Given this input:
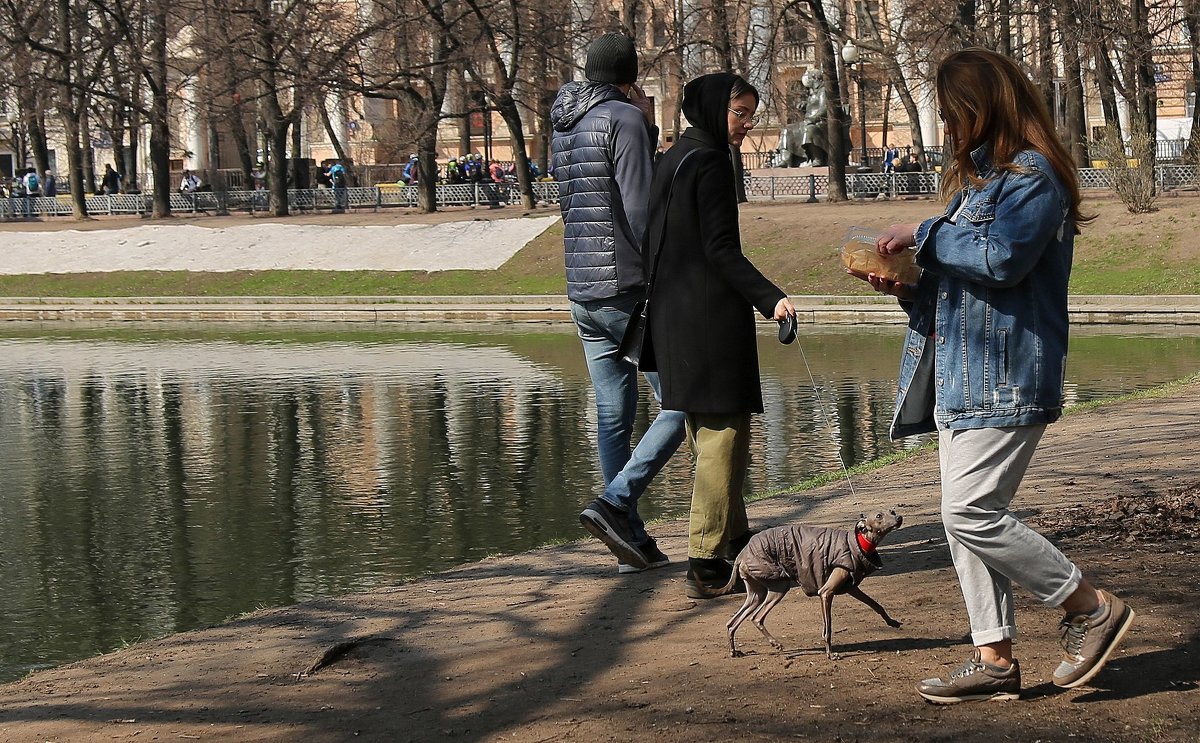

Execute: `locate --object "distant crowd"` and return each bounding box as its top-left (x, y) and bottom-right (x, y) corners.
top-left (398, 153), bottom-right (550, 187)
top-left (1, 168), bottom-right (58, 199)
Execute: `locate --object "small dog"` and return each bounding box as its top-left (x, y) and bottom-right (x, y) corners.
top-left (700, 511), bottom-right (903, 659)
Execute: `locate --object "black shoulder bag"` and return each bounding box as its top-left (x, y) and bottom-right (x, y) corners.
top-left (617, 149), bottom-right (699, 370)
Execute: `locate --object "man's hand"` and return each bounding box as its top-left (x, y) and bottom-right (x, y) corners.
top-left (773, 296), bottom-right (796, 321)
top-left (628, 83), bottom-right (654, 124)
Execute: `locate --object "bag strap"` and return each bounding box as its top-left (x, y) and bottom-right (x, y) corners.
top-left (644, 148), bottom-right (700, 299)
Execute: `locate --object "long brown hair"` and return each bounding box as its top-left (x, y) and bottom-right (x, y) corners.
top-left (936, 48), bottom-right (1091, 228)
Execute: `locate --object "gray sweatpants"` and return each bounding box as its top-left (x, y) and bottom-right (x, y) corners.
top-left (939, 425), bottom-right (1082, 646)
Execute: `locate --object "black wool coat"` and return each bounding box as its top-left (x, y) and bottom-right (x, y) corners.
top-left (645, 128), bottom-right (786, 414)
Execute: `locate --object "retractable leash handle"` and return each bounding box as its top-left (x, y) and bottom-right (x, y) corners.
top-left (777, 312), bottom-right (858, 498)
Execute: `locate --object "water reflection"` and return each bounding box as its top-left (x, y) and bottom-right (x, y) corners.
top-left (0, 325), bottom-right (1197, 681)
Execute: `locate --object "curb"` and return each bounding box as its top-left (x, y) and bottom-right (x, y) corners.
top-left (1, 295), bottom-right (1199, 324)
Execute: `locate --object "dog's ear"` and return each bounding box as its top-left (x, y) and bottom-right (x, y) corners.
top-left (855, 515), bottom-right (866, 532)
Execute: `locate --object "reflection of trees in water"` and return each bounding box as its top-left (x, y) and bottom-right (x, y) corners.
top-left (3, 329), bottom-right (1199, 682)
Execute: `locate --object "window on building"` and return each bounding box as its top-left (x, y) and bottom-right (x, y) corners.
top-left (1188, 87), bottom-right (1196, 118)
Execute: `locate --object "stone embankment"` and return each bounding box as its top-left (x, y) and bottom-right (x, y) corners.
top-left (1, 293), bottom-right (1199, 324)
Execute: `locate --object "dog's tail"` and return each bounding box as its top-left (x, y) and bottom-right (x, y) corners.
top-left (689, 559), bottom-right (743, 598)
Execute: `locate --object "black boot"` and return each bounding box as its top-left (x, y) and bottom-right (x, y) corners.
top-left (685, 557), bottom-right (745, 599)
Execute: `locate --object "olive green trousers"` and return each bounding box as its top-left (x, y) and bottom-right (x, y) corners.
top-left (684, 412), bottom-right (751, 559)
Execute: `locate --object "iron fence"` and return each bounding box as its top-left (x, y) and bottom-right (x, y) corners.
top-left (6, 164), bottom-right (1200, 220)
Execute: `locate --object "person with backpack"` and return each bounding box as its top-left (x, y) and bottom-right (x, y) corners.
top-left (23, 169), bottom-right (40, 197)
top-left (402, 154), bottom-right (419, 185)
top-left (328, 161), bottom-right (348, 212)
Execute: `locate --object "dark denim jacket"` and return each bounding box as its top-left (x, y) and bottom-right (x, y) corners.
top-left (890, 144), bottom-right (1073, 438)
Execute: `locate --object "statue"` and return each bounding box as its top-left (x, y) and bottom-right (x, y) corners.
top-left (798, 70), bottom-right (831, 166)
top-left (772, 69), bottom-right (834, 168)
top-left (774, 124), bottom-right (805, 167)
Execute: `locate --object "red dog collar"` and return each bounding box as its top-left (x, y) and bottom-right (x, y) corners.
top-left (856, 530), bottom-right (877, 553)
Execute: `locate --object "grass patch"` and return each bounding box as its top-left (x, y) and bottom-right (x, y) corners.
top-left (3, 197), bottom-right (1200, 296)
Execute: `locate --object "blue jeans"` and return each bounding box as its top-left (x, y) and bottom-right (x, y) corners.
top-left (571, 294), bottom-right (686, 544)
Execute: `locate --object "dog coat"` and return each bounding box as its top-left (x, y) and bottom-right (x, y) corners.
top-left (737, 525), bottom-right (883, 596)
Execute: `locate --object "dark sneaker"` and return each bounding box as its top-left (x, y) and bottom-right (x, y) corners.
top-left (1052, 590), bottom-right (1135, 688)
top-left (916, 651), bottom-right (1021, 703)
top-left (618, 537), bottom-right (669, 574)
top-left (580, 499), bottom-right (649, 570)
top-left (685, 557), bottom-right (745, 599)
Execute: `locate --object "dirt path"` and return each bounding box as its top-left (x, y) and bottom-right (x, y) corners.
top-left (1, 385), bottom-right (1198, 743)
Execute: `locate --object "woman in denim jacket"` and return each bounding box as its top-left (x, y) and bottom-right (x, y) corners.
top-left (850, 48), bottom-right (1134, 704)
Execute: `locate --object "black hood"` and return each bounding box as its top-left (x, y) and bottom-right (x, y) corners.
top-left (551, 81), bottom-right (628, 132)
top-left (681, 73), bottom-right (740, 144)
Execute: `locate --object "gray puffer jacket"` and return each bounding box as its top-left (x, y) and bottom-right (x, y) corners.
top-left (737, 525), bottom-right (883, 596)
top-left (551, 81), bottom-right (655, 302)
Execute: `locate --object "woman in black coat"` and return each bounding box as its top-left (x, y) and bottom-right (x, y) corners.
top-left (645, 72), bottom-right (796, 598)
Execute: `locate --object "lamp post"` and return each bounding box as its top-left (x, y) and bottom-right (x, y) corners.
top-left (840, 40), bottom-right (869, 167)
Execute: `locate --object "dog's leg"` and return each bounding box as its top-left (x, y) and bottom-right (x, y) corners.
top-left (845, 586), bottom-right (902, 628)
top-left (816, 567), bottom-right (853, 660)
top-left (749, 582), bottom-right (790, 651)
top-left (727, 572), bottom-right (766, 658)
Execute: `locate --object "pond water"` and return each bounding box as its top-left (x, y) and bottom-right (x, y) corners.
top-left (0, 323), bottom-right (1197, 682)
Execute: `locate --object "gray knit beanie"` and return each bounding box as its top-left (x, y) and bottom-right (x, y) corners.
top-left (585, 33), bottom-right (638, 85)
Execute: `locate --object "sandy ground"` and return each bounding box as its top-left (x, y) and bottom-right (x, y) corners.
top-left (0, 384), bottom-right (1197, 743)
top-left (0, 215), bottom-right (560, 273)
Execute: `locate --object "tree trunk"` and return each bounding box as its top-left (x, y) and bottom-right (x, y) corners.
top-left (1058, 0), bottom-right (1088, 167)
top-left (125, 112), bottom-right (141, 191)
top-left (1132, 0), bottom-right (1157, 169)
top-left (809, 0), bottom-right (847, 201)
top-left (148, 5), bottom-right (171, 217)
top-left (496, 96), bottom-right (535, 209)
top-left (291, 122), bottom-right (304, 188)
top-left (268, 120), bottom-right (290, 216)
top-left (418, 134), bottom-right (438, 213)
top-left (57, 0), bottom-right (88, 217)
top-left (230, 109), bottom-right (255, 187)
top-left (996, 0), bottom-right (1011, 57)
top-left (319, 102), bottom-right (352, 164)
top-left (81, 107), bottom-right (97, 195)
top-left (28, 114), bottom-right (50, 177)
top-left (1185, 0), bottom-right (1200, 163)
top-left (1095, 50), bottom-right (1122, 141)
top-left (1037, 3), bottom-right (1054, 115)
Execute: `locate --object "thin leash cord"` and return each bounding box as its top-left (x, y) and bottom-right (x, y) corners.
top-left (792, 331), bottom-right (858, 498)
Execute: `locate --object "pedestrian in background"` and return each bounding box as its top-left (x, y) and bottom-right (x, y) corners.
top-left (551, 32), bottom-right (686, 573)
top-left (850, 47), bottom-right (1135, 704)
top-left (101, 164), bottom-right (122, 195)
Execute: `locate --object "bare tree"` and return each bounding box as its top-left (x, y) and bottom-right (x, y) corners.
top-left (1185, 0), bottom-right (1200, 163)
top-left (347, 0), bottom-right (454, 212)
top-left (209, 0), bottom-right (367, 216)
top-left (0, 0), bottom-right (102, 217)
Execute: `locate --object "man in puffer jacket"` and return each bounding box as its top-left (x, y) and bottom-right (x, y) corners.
top-left (552, 33), bottom-right (685, 575)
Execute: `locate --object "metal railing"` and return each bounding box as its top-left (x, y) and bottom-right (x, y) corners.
top-left (5, 164), bottom-right (1200, 220)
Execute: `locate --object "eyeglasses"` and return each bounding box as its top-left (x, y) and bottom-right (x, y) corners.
top-left (728, 108), bottom-right (760, 126)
